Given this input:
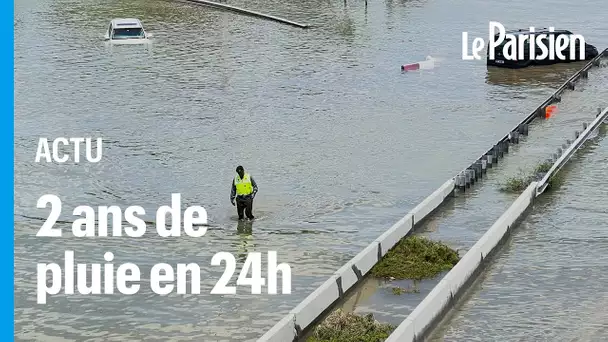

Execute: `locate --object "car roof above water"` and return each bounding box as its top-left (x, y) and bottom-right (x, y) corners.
top-left (110, 18), bottom-right (143, 29)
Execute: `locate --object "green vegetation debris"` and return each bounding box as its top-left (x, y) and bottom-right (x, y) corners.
top-left (306, 309), bottom-right (395, 342)
top-left (534, 161), bottom-right (553, 173)
top-left (500, 171), bottom-right (531, 193)
top-left (500, 160), bottom-right (562, 193)
top-left (391, 286), bottom-right (419, 295)
top-left (370, 236), bottom-right (459, 280)
top-left (546, 173), bottom-right (564, 189)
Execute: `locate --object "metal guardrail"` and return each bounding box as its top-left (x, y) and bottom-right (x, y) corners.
top-left (454, 48), bottom-right (608, 190)
top-left (180, 0), bottom-right (310, 28)
top-left (536, 106), bottom-right (608, 195)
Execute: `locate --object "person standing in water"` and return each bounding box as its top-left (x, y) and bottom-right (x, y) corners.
top-left (230, 165), bottom-right (258, 220)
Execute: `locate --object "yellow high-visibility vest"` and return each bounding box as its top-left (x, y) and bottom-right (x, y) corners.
top-left (235, 173), bottom-right (253, 195)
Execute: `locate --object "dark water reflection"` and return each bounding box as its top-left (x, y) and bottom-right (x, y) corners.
top-left (485, 61), bottom-right (589, 87)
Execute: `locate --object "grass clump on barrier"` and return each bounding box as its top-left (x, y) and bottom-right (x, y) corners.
top-left (306, 309), bottom-right (395, 342)
top-left (370, 236), bottom-right (459, 280)
top-left (500, 161), bottom-right (562, 193)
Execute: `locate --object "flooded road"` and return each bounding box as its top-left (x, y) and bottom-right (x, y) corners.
top-left (335, 64), bottom-right (608, 330)
top-left (14, 0), bottom-right (608, 340)
top-left (430, 122), bottom-right (608, 342)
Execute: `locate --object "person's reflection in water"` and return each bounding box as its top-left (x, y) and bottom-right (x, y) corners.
top-left (236, 220), bottom-right (253, 263)
top-left (237, 219), bottom-right (253, 235)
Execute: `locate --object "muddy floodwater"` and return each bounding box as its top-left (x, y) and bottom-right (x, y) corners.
top-left (14, 0), bottom-right (608, 340)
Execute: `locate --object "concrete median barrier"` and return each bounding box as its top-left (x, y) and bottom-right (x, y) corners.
top-left (407, 279), bottom-right (452, 338)
top-left (257, 314), bottom-right (296, 342)
top-left (411, 179), bottom-right (455, 225)
top-left (385, 182), bottom-right (537, 342)
top-left (290, 275), bottom-right (341, 334)
top-left (374, 214), bottom-right (413, 257)
top-left (443, 245), bottom-right (481, 296)
top-left (257, 179), bottom-right (453, 341)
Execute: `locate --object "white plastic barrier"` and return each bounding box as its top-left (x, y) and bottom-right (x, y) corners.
top-left (257, 180), bottom-right (455, 341)
top-left (385, 182), bottom-right (537, 342)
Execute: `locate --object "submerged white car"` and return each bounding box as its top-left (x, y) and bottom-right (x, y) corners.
top-left (104, 18), bottom-right (152, 44)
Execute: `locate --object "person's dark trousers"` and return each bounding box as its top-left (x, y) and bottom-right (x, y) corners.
top-left (236, 196), bottom-right (254, 220)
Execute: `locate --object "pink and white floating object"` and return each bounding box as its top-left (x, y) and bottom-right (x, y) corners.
top-left (401, 56), bottom-right (436, 72)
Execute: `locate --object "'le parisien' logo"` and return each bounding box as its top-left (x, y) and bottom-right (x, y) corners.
top-left (462, 21), bottom-right (586, 61)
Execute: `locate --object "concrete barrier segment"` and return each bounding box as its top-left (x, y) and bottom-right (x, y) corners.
top-left (384, 318), bottom-right (415, 342)
top-left (333, 262), bottom-right (359, 296)
top-left (443, 245), bottom-right (481, 296)
top-left (374, 214), bottom-right (414, 256)
top-left (256, 313), bottom-right (297, 342)
top-left (349, 242), bottom-right (381, 280)
top-left (289, 275), bottom-right (341, 334)
top-left (182, 0), bottom-right (310, 28)
top-left (384, 182), bottom-right (538, 342)
top-left (407, 279), bottom-right (452, 337)
top-left (411, 179), bottom-right (455, 225)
